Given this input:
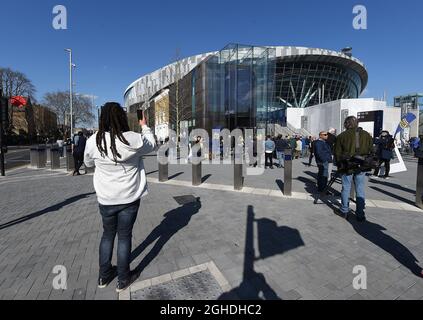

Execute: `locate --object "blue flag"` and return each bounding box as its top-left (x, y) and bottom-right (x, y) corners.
top-left (395, 113), bottom-right (417, 137)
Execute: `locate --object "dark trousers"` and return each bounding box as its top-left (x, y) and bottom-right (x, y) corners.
top-left (374, 159), bottom-right (391, 177)
top-left (73, 152), bottom-right (84, 173)
top-left (98, 199), bottom-right (140, 281)
top-left (308, 153), bottom-right (314, 166)
top-left (265, 152), bottom-right (273, 168)
top-left (317, 162), bottom-right (329, 192)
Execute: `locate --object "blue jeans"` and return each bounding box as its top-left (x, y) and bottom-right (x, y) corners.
top-left (341, 172), bottom-right (366, 218)
top-left (99, 199), bottom-right (140, 281)
top-left (276, 151), bottom-right (284, 167)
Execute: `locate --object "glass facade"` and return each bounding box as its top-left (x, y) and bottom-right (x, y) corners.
top-left (126, 43), bottom-right (367, 137)
top-left (202, 44), bottom-right (279, 134)
top-left (274, 60), bottom-right (362, 109)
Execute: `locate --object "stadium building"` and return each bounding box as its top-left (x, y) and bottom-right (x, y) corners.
top-left (124, 43), bottom-right (369, 140)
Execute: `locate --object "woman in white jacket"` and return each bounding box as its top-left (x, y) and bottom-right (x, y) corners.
top-left (84, 102), bottom-right (156, 292)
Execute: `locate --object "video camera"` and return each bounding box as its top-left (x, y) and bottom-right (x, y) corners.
top-left (336, 153), bottom-right (379, 174)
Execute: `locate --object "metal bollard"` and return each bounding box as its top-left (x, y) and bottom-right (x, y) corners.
top-left (50, 145), bottom-right (61, 169)
top-left (46, 144), bottom-right (52, 164)
top-left (192, 145), bottom-right (203, 186)
top-left (283, 149), bottom-right (292, 196)
top-left (158, 148), bottom-right (168, 182)
top-left (234, 152), bottom-right (243, 190)
top-left (416, 158), bottom-right (423, 209)
top-left (30, 145), bottom-right (47, 168)
top-left (192, 162), bottom-right (202, 186)
top-left (66, 145), bottom-right (75, 172)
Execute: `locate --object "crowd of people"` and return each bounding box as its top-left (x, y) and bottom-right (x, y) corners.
top-left (41, 102), bottom-right (423, 292)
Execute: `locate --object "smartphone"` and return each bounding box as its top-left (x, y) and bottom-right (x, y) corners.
top-left (137, 109), bottom-right (144, 121)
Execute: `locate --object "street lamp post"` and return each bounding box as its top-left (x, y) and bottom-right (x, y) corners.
top-left (65, 49), bottom-right (74, 140)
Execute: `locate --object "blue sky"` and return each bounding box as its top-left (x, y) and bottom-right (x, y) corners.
top-left (0, 0), bottom-right (421, 107)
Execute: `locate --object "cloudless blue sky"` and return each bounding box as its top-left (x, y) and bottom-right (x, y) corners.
top-left (0, 0), bottom-right (422, 108)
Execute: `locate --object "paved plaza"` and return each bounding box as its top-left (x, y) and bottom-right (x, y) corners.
top-left (0, 153), bottom-right (423, 300)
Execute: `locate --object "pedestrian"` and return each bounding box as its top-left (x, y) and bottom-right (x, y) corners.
top-left (314, 131), bottom-right (332, 195)
top-left (56, 137), bottom-right (64, 157)
top-left (83, 102), bottom-right (156, 292)
top-left (72, 131), bottom-right (86, 176)
top-left (275, 134), bottom-right (289, 168)
top-left (289, 135), bottom-right (296, 152)
top-left (301, 136), bottom-right (308, 158)
top-left (334, 116), bottom-right (373, 221)
top-left (308, 137), bottom-right (316, 166)
top-left (295, 137), bottom-right (302, 159)
top-left (327, 128), bottom-right (337, 178)
top-left (265, 135), bottom-right (275, 169)
top-left (373, 131), bottom-right (395, 179)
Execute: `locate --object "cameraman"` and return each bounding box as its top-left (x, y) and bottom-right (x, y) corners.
top-left (373, 131), bottom-right (395, 179)
top-left (334, 116), bottom-right (373, 222)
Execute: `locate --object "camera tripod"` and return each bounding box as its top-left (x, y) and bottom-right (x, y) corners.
top-left (313, 170), bottom-right (342, 204)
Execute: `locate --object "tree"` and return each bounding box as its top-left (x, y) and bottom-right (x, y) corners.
top-left (43, 91), bottom-right (95, 137)
top-left (0, 67), bottom-right (36, 133)
top-left (168, 49), bottom-right (193, 140)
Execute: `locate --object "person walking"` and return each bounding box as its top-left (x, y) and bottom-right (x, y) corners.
top-left (301, 136), bottom-right (308, 158)
top-left (334, 116), bottom-right (373, 222)
top-left (314, 132), bottom-right (332, 195)
top-left (326, 128), bottom-right (337, 178)
top-left (295, 137), bottom-right (302, 159)
top-left (56, 138), bottom-right (64, 157)
top-left (308, 137), bottom-right (316, 166)
top-left (373, 131), bottom-right (395, 179)
top-left (84, 102), bottom-right (156, 292)
top-left (265, 135), bottom-right (275, 169)
top-left (72, 131), bottom-right (87, 176)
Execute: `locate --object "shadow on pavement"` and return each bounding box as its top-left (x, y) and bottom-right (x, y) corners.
top-left (369, 186), bottom-right (415, 206)
top-left (218, 205), bottom-right (305, 300)
top-left (368, 178), bottom-right (415, 194)
top-left (275, 179), bottom-right (284, 193)
top-left (0, 192), bottom-right (96, 231)
top-left (348, 218), bottom-right (423, 278)
top-left (320, 197), bottom-right (423, 278)
top-left (297, 176), bottom-right (318, 196)
top-left (131, 198), bottom-right (202, 276)
top-left (168, 172), bottom-right (184, 180)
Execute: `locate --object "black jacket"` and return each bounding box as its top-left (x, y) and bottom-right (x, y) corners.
top-left (73, 136), bottom-right (87, 155)
top-left (326, 133), bottom-right (336, 153)
top-left (275, 139), bottom-right (290, 152)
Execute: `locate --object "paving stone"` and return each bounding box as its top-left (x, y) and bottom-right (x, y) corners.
top-left (1, 162), bottom-right (423, 300)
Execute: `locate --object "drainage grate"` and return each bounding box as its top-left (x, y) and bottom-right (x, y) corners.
top-left (173, 195), bottom-right (198, 205)
top-left (131, 270), bottom-right (224, 300)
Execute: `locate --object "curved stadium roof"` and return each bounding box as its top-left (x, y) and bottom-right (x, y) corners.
top-left (124, 46), bottom-right (368, 109)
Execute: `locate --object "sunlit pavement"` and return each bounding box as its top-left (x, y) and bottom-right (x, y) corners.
top-left (0, 156), bottom-right (422, 300)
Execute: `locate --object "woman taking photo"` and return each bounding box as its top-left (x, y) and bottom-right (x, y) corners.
top-left (84, 102), bottom-right (156, 292)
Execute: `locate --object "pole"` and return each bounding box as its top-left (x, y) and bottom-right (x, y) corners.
top-left (69, 49), bottom-right (73, 140)
top-left (417, 158), bottom-right (423, 209)
top-left (0, 89), bottom-right (6, 176)
top-left (283, 148), bottom-right (293, 196)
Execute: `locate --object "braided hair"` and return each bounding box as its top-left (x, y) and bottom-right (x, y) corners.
top-left (96, 102), bottom-right (130, 163)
